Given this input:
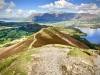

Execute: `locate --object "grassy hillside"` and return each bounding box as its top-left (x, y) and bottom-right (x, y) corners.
top-left (0, 26), bottom-right (100, 75)
top-left (31, 27), bottom-right (89, 49)
top-left (0, 48), bottom-right (37, 75)
top-left (0, 34), bottom-right (34, 60)
top-left (53, 26), bottom-right (97, 50)
top-left (0, 27), bottom-right (91, 60)
top-left (0, 23), bottom-right (48, 46)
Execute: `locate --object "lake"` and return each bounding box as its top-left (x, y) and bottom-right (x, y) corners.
top-left (75, 27), bottom-right (100, 44)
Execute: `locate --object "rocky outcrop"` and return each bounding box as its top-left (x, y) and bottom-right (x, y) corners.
top-left (28, 45), bottom-right (100, 75)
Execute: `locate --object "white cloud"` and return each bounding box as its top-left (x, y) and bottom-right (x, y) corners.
top-left (0, 0), bottom-right (6, 10)
top-left (77, 3), bottom-right (100, 14)
top-left (5, 8), bottom-right (13, 14)
top-left (76, 3), bottom-right (98, 10)
top-left (17, 9), bottom-right (37, 16)
top-left (39, 0), bottom-right (75, 9)
top-left (8, 1), bottom-right (16, 8)
top-left (39, 0), bottom-right (100, 14)
top-left (28, 10), bottom-right (37, 15)
top-left (17, 9), bottom-right (24, 15)
top-left (5, 1), bottom-right (15, 14)
top-left (13, 9), bottom-right (38, 18)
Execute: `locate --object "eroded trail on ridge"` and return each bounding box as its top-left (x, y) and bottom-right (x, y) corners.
top-left (28, 45), bottom-right (100, 75)
top-left (28, 45), bottom-right (70, 75)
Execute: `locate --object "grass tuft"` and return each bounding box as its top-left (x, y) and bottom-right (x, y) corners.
top-left (67, 49), bottom-right (94, 63)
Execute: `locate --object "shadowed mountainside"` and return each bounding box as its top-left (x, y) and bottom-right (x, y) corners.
top-left (18, 23), bottom-right (48, 32)
top-left (25, 12), bottom-right (98, 22)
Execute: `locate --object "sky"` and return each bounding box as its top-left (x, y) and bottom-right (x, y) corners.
top-left (0, 0), bottom-right (100, 18)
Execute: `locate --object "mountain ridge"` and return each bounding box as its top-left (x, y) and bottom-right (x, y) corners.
top-left (29, 27), bottom-right (90, 49)
top-left (0, 27), bottom-right (100, 75)
top-left (0, 27), bottom-right (90, 60)
top-left (25, 12), bottom-right (98, 22)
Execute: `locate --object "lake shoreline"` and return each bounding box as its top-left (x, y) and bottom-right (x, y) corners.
top-left (75, 27), bottom-right (100, 45)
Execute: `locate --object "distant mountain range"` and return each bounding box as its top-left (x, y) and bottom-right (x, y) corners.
top-left (0, 12), bottom-right (99, 22)
top-left (24, 12), bottom-right (99, 22)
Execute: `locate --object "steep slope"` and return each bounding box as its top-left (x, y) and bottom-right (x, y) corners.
top-left (0, 37), bottom-right (34, 60)
top-left (0, 27), bottom-right (90, 60)
top-left (0, 24), bottom-right (100, 75)
top-left (0, 44), bottom-right (100, 75)
top-left (30, 27), bottom-right (90, 49)
top-left (0, 23), bottom-right (48, 60)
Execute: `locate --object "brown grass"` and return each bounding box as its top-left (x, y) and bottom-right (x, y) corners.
top-left (32, 28), bottom-right (90, 49)
top-left (0, 39), bottom-right (33, 60)
top-left (0, 27), bottom-right (90, 60)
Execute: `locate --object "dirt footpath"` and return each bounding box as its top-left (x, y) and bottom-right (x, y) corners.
top-left (28, 45), bottom-right (100, 75)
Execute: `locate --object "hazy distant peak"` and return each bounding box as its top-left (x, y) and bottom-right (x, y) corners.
top-left (48, 11), bottom-right (66, 14)
top-left (25, 12), bottom-right (99, 22)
